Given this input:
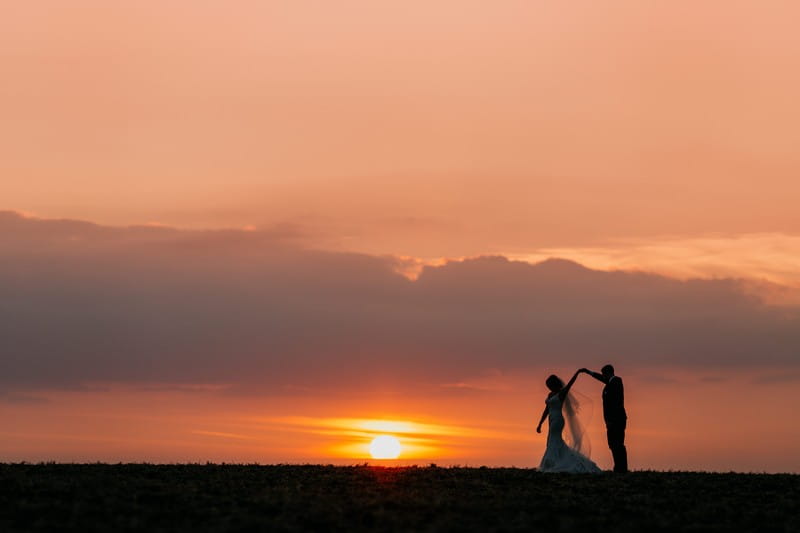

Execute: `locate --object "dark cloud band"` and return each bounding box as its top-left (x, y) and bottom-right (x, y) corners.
top-left (1, 211), bottom-right (798, 392)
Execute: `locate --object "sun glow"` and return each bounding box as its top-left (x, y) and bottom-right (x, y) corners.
top-left (369, 435), bottom-right (402, 459)
top-left (260, 416), bottom-right (516, 461)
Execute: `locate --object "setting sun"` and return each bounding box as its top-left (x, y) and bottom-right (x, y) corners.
top-left (369, 435), bottom-right (402, 459)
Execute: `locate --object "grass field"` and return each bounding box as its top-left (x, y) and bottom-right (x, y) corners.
top-left (1, 464), bottom-right (797, 532)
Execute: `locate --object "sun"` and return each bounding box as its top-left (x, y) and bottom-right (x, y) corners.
top-left (369, 435), bottom-right (402, 459)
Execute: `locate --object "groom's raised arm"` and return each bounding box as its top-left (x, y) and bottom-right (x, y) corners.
top-left (581, 368), bottom-right (608, 384)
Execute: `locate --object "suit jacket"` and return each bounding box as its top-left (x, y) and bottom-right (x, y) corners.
top-left (602, 375), bottom-right (627, 425)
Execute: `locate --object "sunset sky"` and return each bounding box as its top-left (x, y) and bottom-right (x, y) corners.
top-left (1, 2), bottom-right (799, 473)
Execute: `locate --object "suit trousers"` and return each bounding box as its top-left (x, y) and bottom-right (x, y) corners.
top-left (606, 420), bottom-right (628, 473)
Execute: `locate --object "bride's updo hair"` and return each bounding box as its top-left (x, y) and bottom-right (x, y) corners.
top-left (546, 374), bottom-right (564, 392)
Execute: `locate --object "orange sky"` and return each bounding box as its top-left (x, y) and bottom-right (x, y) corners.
top-left (1, 2), bottom-right (799, 471)
top-left (3, 370), bottom-right (798, 473)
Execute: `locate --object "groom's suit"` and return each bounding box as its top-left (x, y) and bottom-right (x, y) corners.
top-left (602, 376), bottom-right (628, 473)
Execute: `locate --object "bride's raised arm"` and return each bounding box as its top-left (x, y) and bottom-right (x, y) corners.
top-left (558, 370), bottom-right (582, 401)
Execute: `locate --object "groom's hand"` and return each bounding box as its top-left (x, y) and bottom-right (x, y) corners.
top-left (578, 368), bottom-right (588, 374)
top-left (536, 425), bottom-right (542, 433)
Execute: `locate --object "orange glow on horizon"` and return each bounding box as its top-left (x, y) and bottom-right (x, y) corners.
top-left (1, 371), bottom-right (799, 472)
top-left (260, 416), bottom-right (513, 462)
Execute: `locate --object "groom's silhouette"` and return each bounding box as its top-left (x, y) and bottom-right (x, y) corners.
top-left (581, 364), bottom-right (628, 472)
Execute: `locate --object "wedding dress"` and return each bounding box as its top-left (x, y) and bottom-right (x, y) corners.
top-left (539, 393), bottom-right (601, 473)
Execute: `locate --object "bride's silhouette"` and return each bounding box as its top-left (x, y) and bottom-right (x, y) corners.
top-left (536, 371), bottom-right (601, 473)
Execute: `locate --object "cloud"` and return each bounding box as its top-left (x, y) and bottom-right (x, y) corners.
top-left (751, 372), bottom-right (800, 384)
top-left (637, 375), bottom-right (680, 385)
top-left (508, 233), bottom-right (800, 291)
top-left (1, 211), bottom-right (798, 393)
top-left (698, 376), bottom-right (727, 383)
top-left (0, 391), bottom-right (49, 405)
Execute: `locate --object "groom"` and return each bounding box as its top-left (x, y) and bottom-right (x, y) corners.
top-left (579, 365), bottom-right (628, 473)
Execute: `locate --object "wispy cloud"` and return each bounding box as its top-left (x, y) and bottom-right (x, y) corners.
top-left (190, 430), bottom-right (256, 441)
top-left (752, 372), bottom-right (800, 384)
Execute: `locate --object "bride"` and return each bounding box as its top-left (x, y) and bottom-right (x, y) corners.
top-left (536, 371), bottom-right (601, 473)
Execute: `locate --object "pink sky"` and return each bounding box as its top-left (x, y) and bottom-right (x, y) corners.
top-left (2, 2), bottom-right (799, 252)
top-left (1, 2), bottom-right (799, 471)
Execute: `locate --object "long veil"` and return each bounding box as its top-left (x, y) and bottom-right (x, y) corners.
top-left (563, 387), bottom-right (594, 457)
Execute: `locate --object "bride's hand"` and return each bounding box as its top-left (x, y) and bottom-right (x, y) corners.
top-left (536, 425), bottom-right (542, 433)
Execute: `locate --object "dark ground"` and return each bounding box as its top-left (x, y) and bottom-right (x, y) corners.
top-left (1, 464), bottom-right (797, 532)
